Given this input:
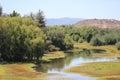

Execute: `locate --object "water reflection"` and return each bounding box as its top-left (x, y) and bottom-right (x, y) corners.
top-left (35, 49), bottom-right (119, 80)
top-left (36, 58), bottom-right (65, 72)
top-left (36, 50), bottom-right (117, 73)
top-left (90, 49), bottom-right (106, 53)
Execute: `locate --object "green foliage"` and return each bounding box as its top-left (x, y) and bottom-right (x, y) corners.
top-left (80, 27), bottom-right (97, 42)
top-left (10, 10), bottom-right (20, 17)
top-left (31, 10), bottom-right (45, 28)
top-left (90, 32), bottom-right (120, 46)
top-left (64, 26), bottom-right (82, 42)
top-left (36, 10), bottom-right (45, 27)
top-left (90, 36), bottom-right (103, 46)
top-left (0, 6), bottom-right (2, 16)
top-left (22, 17), bottom-right (37, 26)
top-left (116, 42), bottom-right (120, 50)
top-left (0, 16), bottom-right (46, 62)
top-left (64, 34), bottom-right (74, 49)
top-left (43, 26), bottom-right (65, 50)
top-left (103, 33), bottom-right (119, 45)
top-left (43, 26), bottom-right (73, 51)
top-left (78, 38), bottom-right (84, 43)
top-left (1, 8), bottom-right (120, 62)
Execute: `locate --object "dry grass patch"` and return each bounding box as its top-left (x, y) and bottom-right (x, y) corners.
top-left (42, 51), bottom-right (65, 61)
top-left (0, 63), bottom-right (46, 80)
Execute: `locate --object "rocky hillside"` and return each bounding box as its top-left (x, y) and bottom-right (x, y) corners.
top-left (75, 19), bottom-right (120, 28)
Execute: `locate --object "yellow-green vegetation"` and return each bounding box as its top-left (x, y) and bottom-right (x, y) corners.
top-left (98, 76), bottom-right (120, 80)
top-left (0, 63), bottom-right (49, 80)
top-left (74, 42), bottom-right (120, 57)
top-left (42, 51), bottom-right (65, 62)
top-left (64, 62), bottom-right (120, 80)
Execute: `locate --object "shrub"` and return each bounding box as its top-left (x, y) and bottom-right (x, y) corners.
top-left (90, 36), bottom-right (105, 46)
top-left (103, 33), bottom-right (117, 45)
top-left (116, 42), bottom-right (120, 50)
top-left (78, 38), bottom-right (84, 43)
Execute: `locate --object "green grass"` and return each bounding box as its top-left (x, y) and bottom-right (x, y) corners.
top-left (98, 76), bottom-right (120, 80)
top-left (64, 62), bottom-right (120, 80)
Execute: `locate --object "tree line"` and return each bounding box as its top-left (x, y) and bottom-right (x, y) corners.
top-left (0, 6), bottom-right (120, 63)
top-left (0, 8), bottom-right (73, 62)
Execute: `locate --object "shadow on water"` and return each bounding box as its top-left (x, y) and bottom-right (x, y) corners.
top-left (35, 58), bottom-right (65, 72)
top-left (90, 49), bottom-right (106, 53)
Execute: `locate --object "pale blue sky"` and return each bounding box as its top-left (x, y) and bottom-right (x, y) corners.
top-left (0, 0), bottom-right (120, 19)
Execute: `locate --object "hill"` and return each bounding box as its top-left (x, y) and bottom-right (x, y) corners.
top-left (46, 18), bottom-right (83, 26)
top-left (75, 19), bottom-right (120, 28)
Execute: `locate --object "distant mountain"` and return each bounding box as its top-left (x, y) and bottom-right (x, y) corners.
top-left (75, 19), bottom-right (120, 28)
top-left (45, 18), bottom-right (84, 26)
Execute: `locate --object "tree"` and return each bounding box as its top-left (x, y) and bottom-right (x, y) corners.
top-left (80, 27), bottom-right (97, 42)
top-left (64, 34), bottom-right (73, 49)
top-left (0, 6), bottom-right (2, 16)
top-left (10, 10), bottom-right (20, 17)
top-left (90, 36), bottom-right (103, 46)
top-left (30, 38), bottom-right (45, 62)
top-left (35, 10), bottom-right (45, 28)
top-left (116, 42), bottom-right (120, 50)
top-left (0, 16), bottom-right (46, 62)
top-left (43, 26), bottom-right (73, 50)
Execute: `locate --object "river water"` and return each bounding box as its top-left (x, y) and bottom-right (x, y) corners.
top-left (36, 50), bottom-right (119, 80)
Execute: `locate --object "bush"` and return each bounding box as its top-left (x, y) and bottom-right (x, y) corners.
top-left (43, 27), bottom-right (74, 50)
top-left (103, 33), bottom-right (117, 45)
top-left (64, 34), bottom-right (74, 49)
top-left (90, 36), bottom-right (105, 46)
top-left (78, 38), bottom-right (84, 43)
top-left (116, 42), bottom-right (120, 50)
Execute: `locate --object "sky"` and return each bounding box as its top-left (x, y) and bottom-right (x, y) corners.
top-left (0, 0), bottom-right (120, 19)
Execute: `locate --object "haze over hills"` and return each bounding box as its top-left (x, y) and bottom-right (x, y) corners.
top-left (45, 17), bottom-right (84, 26)
top-left (75, 19), bottom-right (120, 28)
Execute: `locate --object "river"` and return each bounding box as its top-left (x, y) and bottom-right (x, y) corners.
top-left (36, 50), bottom-right (119, 80)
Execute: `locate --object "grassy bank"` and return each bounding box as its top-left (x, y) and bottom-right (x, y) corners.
top-left (42, 51), bottom-right (65, 62)
top-left (0, 63), bottom-right (48, 80)
top-left (65, 43), bottom-right (120, 80)
top-left (0, 51), bottom-right (65, 80)
top-left (64, 62), bottom-right (120, 80)
top-left (74, 42), bottom-right (120, 57)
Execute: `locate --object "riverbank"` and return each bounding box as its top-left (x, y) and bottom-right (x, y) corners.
top-left (1, 43), bottom-right (120, 80)
top-left (42, 51), bottom-right (65, 62)
top-left (64, 62), bottom-right (120, 80)
top-left (74, 42), bottom-right (120, 57)
top-left (64, 42), bottom-right (120, 80)
top-left (0, 63), bottom-right (48, 80)
top-left (0, 51), bottom-right (65, 80)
